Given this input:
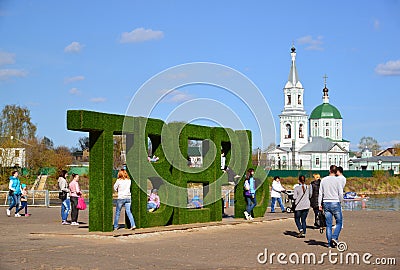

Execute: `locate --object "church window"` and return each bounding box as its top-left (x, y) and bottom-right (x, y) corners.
top-left (326, 129), bottom-right (329, 137)
top-left (329, 158), bottom-right (332, 165)
top-left (298, 95), bottom-right (301, 105)
top-left (299, 124), bottom-right (304, 138)
top-left (285, 124), bottom-right (291, 139)
top-left (287, 95), bottom-right (291, 105)
top-left (325, 122), bottom-right (329, 126)
top-left (316, 157), bottom-right (320, 165)
top-left (339, 158), bottom-right (342, 166)
top-left (336, 129), bottom-right (339, 137)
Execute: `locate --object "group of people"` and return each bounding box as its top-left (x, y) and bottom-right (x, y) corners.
top-left (57, 170), bottom-right (83, 226)
top-left (272, 165), bottom-right (346, 248)
top-left (6, 171), bottom-right (30, 217)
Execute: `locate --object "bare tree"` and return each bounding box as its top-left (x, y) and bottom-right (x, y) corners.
top-left (358, 136), bottom-right (381, 154)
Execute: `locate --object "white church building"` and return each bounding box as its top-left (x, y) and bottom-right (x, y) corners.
top-left (266, 46), bottom-right (350, 170)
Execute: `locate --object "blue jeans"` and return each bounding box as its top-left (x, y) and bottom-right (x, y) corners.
top-left (8, 194), bottom-right (21, 213)
top-left (17, 201), bottom-right (28, 214)
top-left (323, 202), bottom-right (343, 246)
top-left (61, 198), bottom-right (71, 221)
top-left (246, 196), bottom-right (257, 215)
top-left (271, 197), bottom-right (285, 212)
top-left (147, 202), bottom-right (157, 211)
top-left (114, 198), bottom-right (136, 229)
top-left (294, 209), bottom-right (309, 234)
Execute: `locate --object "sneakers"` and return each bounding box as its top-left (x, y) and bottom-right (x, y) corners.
top-left (234, 175), bottom-right (241, 179)
top-left (148, 208), bottom-right (155, 213)
top-left (62, 221), bottom-right (70, 225)
top-left (243, 211), bottom-right (250, 220)
top-left (6, 209), bottom-right (11, 217)
top-left (71, 222), bottom-right (79, 226)
top-left (24, 213), bottom-right (31, 217)
top-left (130, 226), bottom-right (136, 230)
top-left (15, 213), bottom-right (21, 217)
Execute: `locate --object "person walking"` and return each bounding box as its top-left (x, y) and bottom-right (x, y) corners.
top-left (310, 173), bottom-right (321, 227)
top-left (270, 176), bottom-right (286, 213)
top-left (17, 184), bottom-right (30, 216)
top-left (69, 173), bottom-right (82, 226)
top-left (336, 166), bottom-right (346, 191)
top-left (113, 169), bottom-right (136, 230)
top-left (318, 165), bottom-right (344, 248)
top-left (243, 168), bottom-right (256, 220)
top-left (7, 171), bottom-right (22, 217)
top-left (293, 175), bottom-right (312, 238)
top-left (58, 170), bottom-right (70, 225)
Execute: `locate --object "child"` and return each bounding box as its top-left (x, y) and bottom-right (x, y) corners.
top-left (18, 184), bottom-right (30, 216)
top-left (147, 189), bottom-right (160, 212)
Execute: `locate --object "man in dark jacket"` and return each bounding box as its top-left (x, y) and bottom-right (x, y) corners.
top-left (310, 173), bottom-right (321, 227)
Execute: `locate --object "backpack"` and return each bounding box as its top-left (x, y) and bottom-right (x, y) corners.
top-left (243, 180), bottom-right (251, 197)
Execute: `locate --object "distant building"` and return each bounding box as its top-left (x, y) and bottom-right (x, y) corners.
top-left (72, 148), bottom-right (89, 164)
top-left (266, 46), bottom-right (350, 170)
top-left (349, 147), bottom-right (400, 174)
top-left (0, 137), bottom-right (26, 168)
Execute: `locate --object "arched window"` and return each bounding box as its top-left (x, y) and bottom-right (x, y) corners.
top-left (336, 129), bottom-right (339, 137)
top-left (326, 129), bottom-right (329, 137)
top-left (299, 124), bottom-right (304, 138)
top-left (298, 95), bottom-right (301, 105)
top-left (286, 124), bottom-right (291, 138)
top-left (287, 95), bottom-right (291, 105)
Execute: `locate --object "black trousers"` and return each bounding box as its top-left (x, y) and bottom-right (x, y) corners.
top-left (70, 196), bottom-right (79, 222)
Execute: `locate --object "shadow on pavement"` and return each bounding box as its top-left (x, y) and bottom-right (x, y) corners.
top-left (304, 239), bottom-right (328, 248)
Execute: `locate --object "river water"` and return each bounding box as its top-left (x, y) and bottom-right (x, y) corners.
top-left (342, 194), bottom-right (400, 211)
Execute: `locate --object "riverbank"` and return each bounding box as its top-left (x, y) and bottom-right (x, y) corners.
top-left (0, 207), bottom-right (398, 269)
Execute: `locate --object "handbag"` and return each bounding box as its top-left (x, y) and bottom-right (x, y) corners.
top-left (77, 196), bottom-right (87, 210)
top-left (8, 189), bottom-right (14, 196)
top-left (58, 191), bottom-right (67, 200)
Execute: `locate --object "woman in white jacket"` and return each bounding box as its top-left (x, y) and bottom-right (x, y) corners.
top-left (270, 176), bottom-right (286, 213)
top-left (113, 169), bottom-right (136, 230)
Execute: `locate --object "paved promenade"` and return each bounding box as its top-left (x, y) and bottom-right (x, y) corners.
top-left (0, 207), bottom-right (398, 269)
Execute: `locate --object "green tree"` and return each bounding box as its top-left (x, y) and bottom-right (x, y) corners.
top-left (358, 136), bottom-right (380, 153)
top-left (0, 104), bottom-right (37, 140)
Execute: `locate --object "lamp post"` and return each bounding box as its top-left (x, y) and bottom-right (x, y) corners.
top-left (378, 159), bottom-right (382, 170)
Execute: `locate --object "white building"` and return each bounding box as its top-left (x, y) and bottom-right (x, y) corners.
top-left (267, 46), bottom-right (350, 170)
top-left (0, 137), bottom-right (26, 168)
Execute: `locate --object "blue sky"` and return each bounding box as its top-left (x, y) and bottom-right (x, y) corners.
top-left (0, 0), bottom-right (399, 151)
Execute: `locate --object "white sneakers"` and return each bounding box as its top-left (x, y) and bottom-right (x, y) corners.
top-left (62, 221), bottom-right (70, 225)
top-left (71, 222), bottom-right (79, 226)
top-left (14, 213), bottom-right (21, 217)
top-left (6, 209), bottom-right (11, 216)
top-left (244, 211), bottom-right (253, 220)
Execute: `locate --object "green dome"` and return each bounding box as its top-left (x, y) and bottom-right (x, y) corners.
top-left (310, 103), bottom-right (342, 119)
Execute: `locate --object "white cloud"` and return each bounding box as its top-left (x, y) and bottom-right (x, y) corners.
top-left (160, 89), bottom-right (193, 103)
top-left (380, 140), bottom-right (400, 149)
top-left (64, 75), bottom-right (85, 84)
top-left (64, 42), bottom-right (84, 53)
top-left (0, 51), bottom-right (15, 66)
top-left (90, 97), bottom-right (106, 103)
top-left (297, 35), bottom-right (324, 51)
top-left (0, 69), bottom-right (28, 81)
top-left (373, 19), bottom-right (380, 30)
top-left (120, 27), bottom-right (164, 43)
top-left (69, 88), bottom-right (81, 95)
top-left (375, 60), bottom-right (400, 76)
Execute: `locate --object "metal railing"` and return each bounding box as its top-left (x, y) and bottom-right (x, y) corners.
top-left (1, 190), bottom-right (89, 208)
